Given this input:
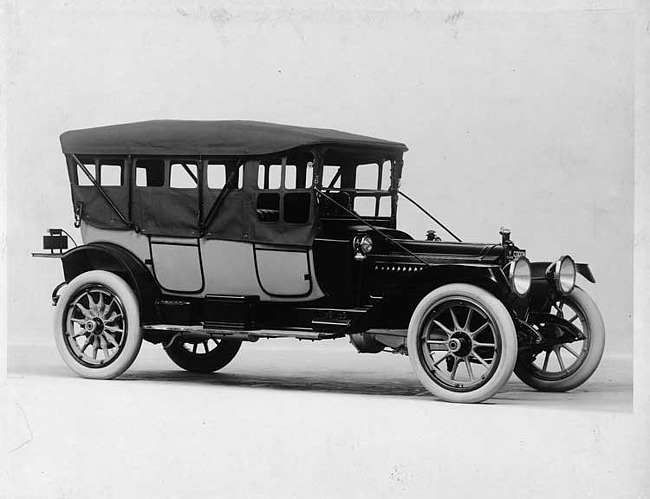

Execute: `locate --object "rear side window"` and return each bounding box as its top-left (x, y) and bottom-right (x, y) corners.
top-left (283, 163), bottom-right (313, 190)
top-left (257, 192), bottom-right (280, 222)
top-left (207, 162), bottom-right (241, 189)
top-left (136, 159), bottom-right (165, 187)
top-left (76, 162), bottom-right (96, 186)
top-left (170, 162), bottom-right (198, 189)
top-left (285, 164), bottom-right (298, 189)
top-left (254, 158), bottom-right (313, 224)
top-left (284, 192), bottom-right (311, 223)
top-left (75, 159), bottom-right (125, 186)
top-left (207, 163), bottom-right (226, 188)
top-left (99, 162), bottom-right (123, 186)
top-left (258, 164), bottom-right (282, 189)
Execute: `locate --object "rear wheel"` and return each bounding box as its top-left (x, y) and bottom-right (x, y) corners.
top-left (514, 286), bottom-right (605, 392)
top-left (407, 284), bottom-right (518, 403)
top-left (54, 270), bottom-right (142, 379)
top-left (165, 337), bottom-right (242, 373)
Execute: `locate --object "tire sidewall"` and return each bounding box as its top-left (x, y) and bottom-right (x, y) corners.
top-left (165, 339), bottom-right (242, 373)
top-left (54, 270), bottom-right (142, 379)
top-left (514, 286), bottom-right (605, 392)
top-left (407, 283), bottom-right (518, 403)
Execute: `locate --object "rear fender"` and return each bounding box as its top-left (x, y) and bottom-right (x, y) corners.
top-left (60, 243), bottom-right (160, 322)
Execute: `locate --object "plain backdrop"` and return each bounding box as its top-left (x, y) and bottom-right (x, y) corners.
top-left (6, 1), bottom-right (634, 354)
top-left (4, 2), bottom-right (649, 499)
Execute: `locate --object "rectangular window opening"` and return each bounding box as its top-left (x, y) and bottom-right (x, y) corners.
top-left (322, 165), bottom-right (341, 189)
top-left (378, 196), bottom-right (392, 217)
top-left (207, 162), bottom-right (241, 189)
top-left (136, 159), bottom-right (165, 187)
top-left (257, 164), bottom-right (283, 190)
top-left (100, 163), bottom-right (123, 186)
top-left (285, 164), bottom-right (297, 189)
top-left (284, 192), bottom-right (311, 224)
top-left (356, 163), bottom-right (380, 190)
top-left (284, 162), bottom-right (313, 190)
top-left (170, 162), bottom-right (198, 189)
top-left (380, 160), bottom-right (392, 191)
top-left (77, 162), bottom-right (96, 186)
top-left (354, 196), bottom-right (379, 217)
top-left (257, 192), bottom-right (280, 222)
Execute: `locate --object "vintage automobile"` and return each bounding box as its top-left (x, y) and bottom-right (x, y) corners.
top-left (33, 120), bottom-right (605, 403)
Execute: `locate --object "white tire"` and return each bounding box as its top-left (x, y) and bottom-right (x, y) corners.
top-left (514, 286), bottom-right (605, 392)
top-left (407, 284), bottom-right (518, 403)
top-left (54, 270), bottom-right (142, 379)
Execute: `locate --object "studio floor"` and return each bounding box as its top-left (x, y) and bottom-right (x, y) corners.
top-left (5, 339), bottom-right (637, 498)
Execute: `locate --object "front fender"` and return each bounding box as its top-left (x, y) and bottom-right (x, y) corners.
top-left (523, 262), bottom-right (596, 316)
top-left (531, 261), bottom-right (596, 283)
top-left (408, 264), bottom-right (511, 299)
top-left (357, 263), bottom-right (511, 331)
top-left (60, 243), bottom-right (160, 322)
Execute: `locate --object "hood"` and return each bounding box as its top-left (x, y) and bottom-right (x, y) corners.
top-left (384, 239), bottom-right (505, 265)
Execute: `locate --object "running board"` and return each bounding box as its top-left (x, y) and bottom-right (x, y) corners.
top-left (142, 324), bottom-right (343, 344)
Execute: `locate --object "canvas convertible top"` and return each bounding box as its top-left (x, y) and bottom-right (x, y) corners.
top-left (60, 120), bottom-right (409, 156)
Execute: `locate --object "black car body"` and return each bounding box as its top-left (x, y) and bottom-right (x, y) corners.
top-left (34, 120), bottom-right (605, 403)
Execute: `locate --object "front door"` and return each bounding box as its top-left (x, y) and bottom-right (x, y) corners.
top-left (245, 157), bottom-right (316, 297)
top-left (254, 244), bottom-right (312, 296)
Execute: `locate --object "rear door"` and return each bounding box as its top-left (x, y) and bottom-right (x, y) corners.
top-left (132, 158), bottom-right (203, 293)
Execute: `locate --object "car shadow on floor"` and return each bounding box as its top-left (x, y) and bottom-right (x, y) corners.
top-left (9, 343), bottom-right (632, 411)
top-left (113, 367), bottom-right (632, 411)
top-left (121, 368), bottom-right (432, 397)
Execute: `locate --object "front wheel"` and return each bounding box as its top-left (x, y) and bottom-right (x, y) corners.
top-left (54, 270), bottom-right (143, 379)
top-left (514, 286), bottom-right (605, 392)
top-left (407, 284), bottom-right (518, 403)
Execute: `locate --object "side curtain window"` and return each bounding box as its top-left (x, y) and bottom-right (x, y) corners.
top-left (132, 158), bottom-right (201, 236)
top-left (255, 158), bottom-right (312, 225)
top-left (74, 158), bottom-right (125, 187)
top-left (135, 159), bottom-right (165, 187)
top-left (69, 156), bottom-right (129, 229)
top-left (206, 162), bottom-right (242, 190)
top-left (170, 162), bottom-right (198, 189)
top-left (201, 159), bottom-right (245, 241)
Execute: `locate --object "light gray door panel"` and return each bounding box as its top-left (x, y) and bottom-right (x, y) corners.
top-left (150, 237), bottom-right (203, 293)
top-left (254, 246), bottom-right (311, 297)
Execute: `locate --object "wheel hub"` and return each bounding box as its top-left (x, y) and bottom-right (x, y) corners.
top-left (84, 318), bottom-right (104, 336)
top-left (448, 338), bottom-right (462, 353)
top-left (449, 332), bottom-right (472, 357)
